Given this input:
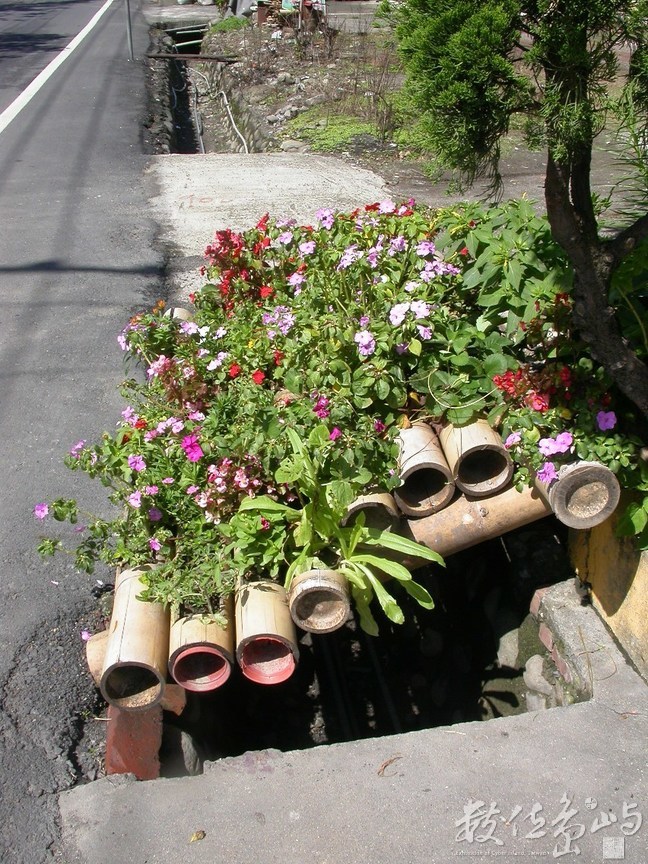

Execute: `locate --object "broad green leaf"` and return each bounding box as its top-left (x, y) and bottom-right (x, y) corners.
top-left (408, 338), bottom-right (422, 357)
top-left (350, 583), bottom-right (379, 636)
top-left (350, 553), bottom-right (413, 582)
top-left (364, 571), bottom-right (404, 625)
top-left (363, 528), bottom-right (445, 565)
top-left (238, 495), bottom-right (297, 517)
top-left (402, 579), bottom-right (435, 610)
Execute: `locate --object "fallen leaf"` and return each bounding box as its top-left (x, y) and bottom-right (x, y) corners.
top-left (189, 831), bottom-right (206, 843)
top-left (377, 755), bottom-right (403, 777)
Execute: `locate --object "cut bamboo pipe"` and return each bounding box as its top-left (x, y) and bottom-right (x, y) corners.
top-left (536, 461), bottom-right (621, 529)
top-left (288, 569), bottom-right (351, 633)
top-left (235, 581), bottom-right (299, 685)
top-left (438, 419), bottom-right (513, 498)
top-left (168, 596), bottom-right (235, 693)
top-left (342, 490), bottom-right (401, 532)
top-left (393, 423), bottom-right (455, 517)
top-left (403, 484), bottom-right (553, 562)
top-left (100, 567), bottom-right (170, 711)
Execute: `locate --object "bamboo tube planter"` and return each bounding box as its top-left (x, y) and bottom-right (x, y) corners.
top-left (536, 461), bottom-right (621, 529)
top-left (342, 490), bottom-right (401, 532)
top-left (438, 419), bottom-right (513, 498)
top-left (404, 484), bottom-right (553, 562)
top-left (168, 596), bottom-right (235, 693)
top-left (393, 423), bottom-right (455, 518)
top-left (100, 566), bottom-right (170, 711)
top-left (235, 581), bottom-right (299, 685)
top-left (288, 569), bottom-right (351, 633)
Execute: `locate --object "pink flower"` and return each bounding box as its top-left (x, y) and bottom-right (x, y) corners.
top-left (536, 462), bottom-right (558, 485)
top-left (149, 537), bottom-right (161, 552)
top-left (504, 431), bottom-right (521, 449)
top-left (128, 491), bottom-right (142, 508)
top-left (69, 440), bottom-right (86, 457)
top-left (148, 507), bottom-right (162, 522)
top-left (181, 433), bottom-right (204, 462)
top-left (186, 485), bottom-right (199, 495)
top-left (33, 503), bottom-right (49, 519)
top-left (145, 485), bottom-right (159, 495)
top-left (596, 410), bottom-right (616, 431)
top-left (354, 330), bottom-right (376, 356)
top-left (329, 427), bottom-right (342, 441)
top-left (162, 477), bottom-right (175, 485)
top-left (80, 630), bottom-right (92, 642)
top-left (374, 419), bottom-right (386, 434)
top-left (378, 199), bottom-right (396, 214)
top-left (260, 517), bottom-right (271, 531)
top-left (538, 431), bottom-right (573, 457)
top-left (128, 455), bottom-right (146, 472)
top-left (299, 240), bottom-right (316, 255)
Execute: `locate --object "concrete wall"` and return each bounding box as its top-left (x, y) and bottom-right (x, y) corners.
top-left (569, 507), bottom-right (648, 682)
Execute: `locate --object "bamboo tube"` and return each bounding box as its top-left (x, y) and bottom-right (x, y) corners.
top-left (100, 567), bottom-right (170, 711)
top-left (168, 597), bottom-right (235, 692)
top-left (235, 581), bottom-right (299, 685)
top-left (288, 569), bottom-right (351, 633)
top-left (403, 484), bottom-right (553, 563)
top-left (342, 490), bottom-right (401, 532)
top-left (536, 461), bottom-right (621, 529)
top-left (438, 419), bottom-right (513, 498)
top-left (164, 307), bottom-right (193, 321)
top-left (393, 423), bottom-right (455, 517)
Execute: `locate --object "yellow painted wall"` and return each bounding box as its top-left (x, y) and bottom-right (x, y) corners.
top-left (569, 512), bottom-right (648, 682)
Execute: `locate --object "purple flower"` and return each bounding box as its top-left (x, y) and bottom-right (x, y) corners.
top-left (359, 315), bottom-right (370, 328)
top-left (538, 431), bottom-right (573, 457)
top-left (121, 406), bottom-right (137, 425)
top-left (162, 477), bottom-right (175, 485)
top-left (389, 302), bottom-right (410, 326)
top-left (354, 330), bottom-right (376, 356)
top-left (378, 199), bottom-right (396, 214)
top-left (299, 240), bottom-right (316, 255)
top-left (395, 342), bottom-right (409, 354)
top-left (288, 271), bottom-right (305, 292)
top-left (410, 300), bottom-right (430, 319)
top-left (504, 431), bottom-right (521, 450)
top-left (186, 485), bottom-right (199, 495)
top-left (148, 507), bottom-right (163, 522)
top-left (315, 208), bottom-right (335, 229)
top-left (180, 321), bottom-right (199, 335)
top-left (337, 244), bottom-right (362, 271)
top-left (374, 419), bottom-right (386, 434)
top-left (81, 630), bottom-right (92, 642)
top-left (145, 485), bottom-right (159, 495)
top-left (329, 427), bottom-right (342, 441)
top-left (536, 462), bottom-right (558, 485)
top-left (596, 410), bottom-right (617, 431)
top-left (207, 351), bottom-right (229, 371)
top-left (389, 235), bottom-right (406, 255)
top-left (417, 325), bottom-right (432, 340)
top-left (128, 455), bottom-right (146, 472)
top-left (416, 240), bottom-right (436, 257)
top-left (128, 491), bottom-right (142, 508)
top-left (69, 439), bottom-right (86, 457)
top-left (404, 280), bottom-right (419, 293)
top-left (149, 537), bottom-right (161, 552)
top-left (33, 503), bottom-right (49, 520)
top-left (277, 231), bottom-right (294, 245)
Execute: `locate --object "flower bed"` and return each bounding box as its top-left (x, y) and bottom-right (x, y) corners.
top-left (35, 198), bottom-right (647, 653)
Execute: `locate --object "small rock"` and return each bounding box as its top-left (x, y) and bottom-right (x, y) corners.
top-left (523, 654), bottom-right (554, 697)
top-left (525, 691), bottom-right (548, 712)
top-left (280, 140), bottom-right (308, 152)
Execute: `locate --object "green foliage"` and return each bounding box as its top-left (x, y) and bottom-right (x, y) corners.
top-left (284, 111), bottom-right (379, 152)
top-left (208, 16), bottom-right (250, 34)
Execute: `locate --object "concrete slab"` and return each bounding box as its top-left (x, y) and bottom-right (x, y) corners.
top-left (58, 580), bottom-right (648, 863)
top-left (147, 152), bottom-right (390, 253)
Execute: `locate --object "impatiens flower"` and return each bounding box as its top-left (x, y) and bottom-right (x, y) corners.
top-left (410, 300), bottom-right (430, 319)
top-left (537, 462), bottom-right (558, 485)
top-left (145, 485), bottom-right (159, 495)
top-left (416, 239), bottom-right (436, 257)
top-left (459, 246), bottom-right (469, 256)
top-left (228, 363), bottom-right (241, 379)
top-left (378, 199), bottom-right (396, 214)
top-left (417, 325), bottom-right (432, 340)
top-left (504, 431), bottom-right (521, 449)
top-left (299, 240), bottom-right (316, 255)
top-left (252, 370), bottom-right (265, 385)
top-left (389, 235), bottom-right (407, 254)
top-left (149, 537), bottom-right (161, 552)
top-left (180, 321), bottom-right (199, 335)
top-left (354, 330), bottom-right (376, 356)
top-left (315, 208), bottom-right (335, 229)
top-left (33, 503), bottom-right (49, 519)
top-left (389, 302), bottom-right (410, 326)
top-left (148, 507), bottom-right (162, 522)
top-left (121, 406), bottom-right (137, 424)
top-left (128, 491), bottom-right (142, 508)
top-left (80, 630), bottom-right (92, 642)
top-left (260, 285), bottom-right (274, 299)
top-left (69, 440), bottom-right (86, 457)
top-left (538, 431), bottom-right (573, 456)
top-left (313, 395), bottom-right (330, 419)
top-left (395, 342), bottom-right (408, 354)
top-left (329, 427), bottom-right (342, 441)
top-left (404, 280), bottom-right (419, 293)
top-left (188, 411), bottom-right (205, 421)
top-left (215, 326), bottom-right (227, 338)
top-left (186, 485), bottom-right (199, 495)
top-left (127, 455), bottom-right (146, 472)
top-left (596, 410), bottom-right (617, 431)
top-left (181, 433), bottom-right (204, 462)
top-left (162, 477), bottom-right (175, 485)
top-left (207, 352), bottom-right (229, 371)
top-left (526, 392), bottom-right (550, 412)
top-left (260, 517), bottom-right (271, 531)
top-left (374, 419), bottom-right (386, 434)
top-left (277, 231), bottom-right (293, 245)
top-left (337, 244), bottom-right (362, 271)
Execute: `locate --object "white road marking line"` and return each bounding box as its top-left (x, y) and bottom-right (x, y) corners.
top-left (0, 0), bottom-right (117, 137)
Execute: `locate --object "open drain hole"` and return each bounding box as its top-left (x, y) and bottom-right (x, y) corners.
top-left (159, 519), bottom-right (578, 777)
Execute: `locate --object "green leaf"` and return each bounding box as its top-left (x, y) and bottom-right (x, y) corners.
top-left (408, 338), bottom-right (422, 357)
top-left (375, 377), bottom-right (391, 401)
top-left (402, 579), bottom-right (435, 610)
top-left (238, 495), bottom-right (298, 518)
top-left (350, 553), bottom-right (413, 582)
top-left (364, 571), bottom-right (404, 625)
top-left (483, 353), bottom-right (509, 376)
top-left (350, 582), bottom-right (379, 636)
top-left (363, 528), bottom-right (445, 566)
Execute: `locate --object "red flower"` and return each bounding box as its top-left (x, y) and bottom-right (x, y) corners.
top-left (260, 285), bottom-right (274, 299)
top-left (256, 213), bottom-right (270, 232)
top-left (251, 370), bottom-right (265, 385)
top-left (459, 246), bottom-right (469, 256)
top-left (365, 202), bottom-right (380, 212)
top-left (134, 419), bottom-right (148, 430)
top-left (273, 350), bottom-right (284, 366)
top-left (526, 391), bottom-right (550, 412)
top-left (229, 363), bottom-right (241, 378)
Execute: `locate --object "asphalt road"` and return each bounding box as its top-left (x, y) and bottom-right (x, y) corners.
top-left (0, 1), bottom-right (162, 860)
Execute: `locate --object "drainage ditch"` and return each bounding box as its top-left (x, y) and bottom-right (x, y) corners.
top-left (143, 28), bottom-right (582, 777)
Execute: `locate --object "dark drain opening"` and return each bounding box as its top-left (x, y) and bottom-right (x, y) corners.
top-left (160, 518), bottom-right (576, 777)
